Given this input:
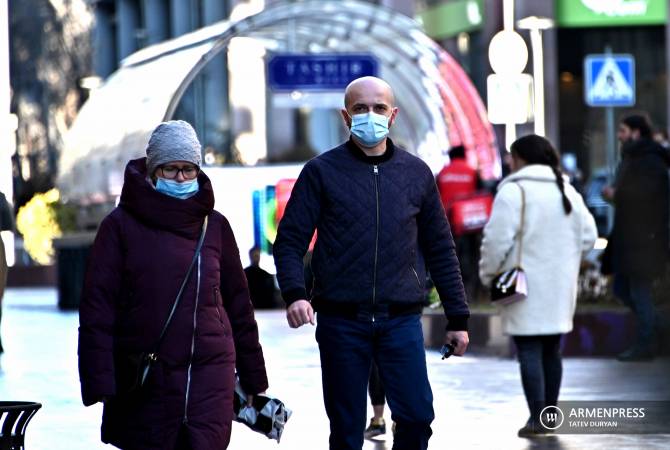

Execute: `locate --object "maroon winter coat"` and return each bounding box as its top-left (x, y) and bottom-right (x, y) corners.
top-left (78, 158), bottom-right (268, 450)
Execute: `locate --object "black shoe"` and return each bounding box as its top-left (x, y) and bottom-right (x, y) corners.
top-left (517, 420), bottom-right (549, 438)
top-left (617, 346), bottom-right (655, 362)
top-left (364, 418), bottom-right (386, 439)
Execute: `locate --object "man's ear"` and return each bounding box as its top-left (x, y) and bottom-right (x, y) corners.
top-left (340, 109), bottom-right (351, 128)
top-left (388, 107), bottom-right (399, 128)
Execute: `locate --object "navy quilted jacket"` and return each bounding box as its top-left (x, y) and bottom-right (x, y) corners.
top-left (274, 139), bottom-right (469, 331)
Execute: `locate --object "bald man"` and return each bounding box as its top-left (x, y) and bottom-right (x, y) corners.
top-left (274, 76), bottom-right (469, 450)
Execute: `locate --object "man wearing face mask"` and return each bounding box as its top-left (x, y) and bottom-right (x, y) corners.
top-left (274, 77), bottom-right (469, 450)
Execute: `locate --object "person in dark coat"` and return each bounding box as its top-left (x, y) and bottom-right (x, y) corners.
top-left (78, 120), bottom-right (268, 450)
top-left (603, 114), bottom-right (670, 361)
top-left (273, 76), bottom-right (469, 450)
top-left (0, 190), bottom-right (13, 353)
top-left (243, 246), bottom-right (276, 309)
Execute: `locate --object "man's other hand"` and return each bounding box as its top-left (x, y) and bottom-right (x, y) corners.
top-left (287, 300), bottom-right (315, 328)
top-left (446, 330), bottom-right (469, 356)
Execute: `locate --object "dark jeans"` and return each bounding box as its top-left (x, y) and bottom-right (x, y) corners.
top-left (368, 362), bottom-right (385, 407)
top-left (613, 274), bottom-right (656, 350)
top-left (316, 312), bottom-right (434, 450)
top-left (513, 335), bottom-right (563, 424)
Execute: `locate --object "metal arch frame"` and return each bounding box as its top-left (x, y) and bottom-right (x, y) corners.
top-left (163, 1), bottom-right (441, 119)
top-left (60, 0), bottom-right (499, 202)
top-left (150, 0), bottom-right (496, 175)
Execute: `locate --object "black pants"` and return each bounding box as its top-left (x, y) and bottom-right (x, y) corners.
top-left (368, 361), bottom-right (385, 407)
top-left (512, 335), bottom-right (563, 424)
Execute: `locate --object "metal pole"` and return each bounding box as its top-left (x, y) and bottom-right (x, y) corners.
top-left (604, 46), bottom-right (616, 181)
top-left (503, 0), bottom-right (515, 149)
top-left (605, 106), bottom-right (616, 180)
top-left (503, 0), bottom-right (514, 31)
top-left (529, 28), bottom-right (545, 136)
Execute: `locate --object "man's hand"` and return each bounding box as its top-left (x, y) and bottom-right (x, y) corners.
top-left (286, 300), bottom-right (315, 328)
top-left (446, 331), bottom-right (469, 356)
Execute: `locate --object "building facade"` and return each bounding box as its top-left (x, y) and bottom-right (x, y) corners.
top-left (417, 0), bottom-right (668, 178)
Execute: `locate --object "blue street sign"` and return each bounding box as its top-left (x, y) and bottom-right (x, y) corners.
top-left (584, 54), bottom-right (635, 107)
top-left (267, 54), bottom-right (379, 91)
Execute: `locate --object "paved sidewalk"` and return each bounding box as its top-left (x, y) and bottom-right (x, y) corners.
top-left (0, 288), bottom-right (668, 449)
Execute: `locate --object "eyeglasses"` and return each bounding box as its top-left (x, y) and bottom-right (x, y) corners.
top-left (159, 165), bottom-right (199, 180)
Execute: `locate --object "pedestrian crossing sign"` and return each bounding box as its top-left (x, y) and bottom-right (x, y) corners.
top-left (585, 54), bottom-right (635, 107)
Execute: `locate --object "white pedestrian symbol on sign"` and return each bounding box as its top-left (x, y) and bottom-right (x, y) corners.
top-left (589, 58), bottom-right (633, 104)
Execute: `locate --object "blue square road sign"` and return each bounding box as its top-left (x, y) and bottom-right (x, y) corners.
top-left (584, 54), bottom-right (635, 107)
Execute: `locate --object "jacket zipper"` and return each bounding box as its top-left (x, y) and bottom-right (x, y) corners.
top-left (410, 265), bottom-right (421, 289)
top-left (183, 254), bottom-right (201, 424)
top-left (372, 164), bottom-right (380, 322)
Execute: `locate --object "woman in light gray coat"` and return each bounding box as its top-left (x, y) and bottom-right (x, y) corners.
top-left (479, 135), bottom-right (597, 437)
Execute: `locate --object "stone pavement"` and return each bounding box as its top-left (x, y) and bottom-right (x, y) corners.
top-left (0, 288), bottom-right (668, 449)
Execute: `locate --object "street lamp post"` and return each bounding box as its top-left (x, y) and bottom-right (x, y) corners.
top-left (517, 16), bottom-right (554, 137)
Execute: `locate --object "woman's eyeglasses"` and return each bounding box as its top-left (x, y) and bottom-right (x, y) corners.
top-left (159, 165), bottom-right (199, 180)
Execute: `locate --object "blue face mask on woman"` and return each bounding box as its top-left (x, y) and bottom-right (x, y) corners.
top-left (155, 178), bottom-right (199, 199)
top-left (350, 112), bottom-right (390, 147)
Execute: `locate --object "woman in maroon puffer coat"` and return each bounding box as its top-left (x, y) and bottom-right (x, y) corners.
top-left (78, 120), bottom-right (268, 450)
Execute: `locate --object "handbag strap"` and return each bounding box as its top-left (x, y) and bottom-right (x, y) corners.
top-left (515, 182), bottom-right (526, 267)
top-left (152, 216), bottom-right (209, 352)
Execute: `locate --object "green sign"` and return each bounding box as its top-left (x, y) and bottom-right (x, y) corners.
top-left (418, 0), bottom-right (484, 40)
top-left (557, 0), bottom-right (667, 27)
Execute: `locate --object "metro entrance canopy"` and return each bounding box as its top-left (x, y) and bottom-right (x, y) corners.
top-left (58, 0), bottom-right (500, 203)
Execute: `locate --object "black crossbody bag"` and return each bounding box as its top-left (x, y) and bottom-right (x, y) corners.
top-left (114, 216), bottom-right (208, 396)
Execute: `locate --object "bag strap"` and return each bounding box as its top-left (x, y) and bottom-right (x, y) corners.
top-left (152, 216), bottom-right (209, 353)
top-left (515, 183), bottom-right (526, 267)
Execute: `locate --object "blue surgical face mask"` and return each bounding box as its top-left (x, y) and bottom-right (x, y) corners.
top-left (155, 178), bottom-right (199, 199)
top-left (350, 112), bottom-right (390, 147)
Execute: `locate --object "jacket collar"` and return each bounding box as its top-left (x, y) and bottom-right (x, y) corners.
top-left (119, 158), bottom-right (214, 239)
top-left (497, 164), bottom-right (557, 191)
top-left (345, 137), bottom-right (396, 164)
top-left (622, 138), bottom-right (670, 165)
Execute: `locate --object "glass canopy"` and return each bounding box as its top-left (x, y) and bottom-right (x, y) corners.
top-left (58, 0), bottom-right (499, 203)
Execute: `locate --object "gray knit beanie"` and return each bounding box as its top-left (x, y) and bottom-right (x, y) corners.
top-left (145, 120), bottom-right (202, 176)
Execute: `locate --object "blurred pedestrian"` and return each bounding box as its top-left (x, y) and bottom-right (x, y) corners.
top-left (602, 114), bottom-right (670, 361)
top-left (436, 145), bottom-right (488, 301)
top-left (0, 190), bottom-right (14, 353)
top-left (244, 246), bottom-right (277, 309)
top-left (78, 120), bottom-right (268, 450)
top-left (274, 76), bottom-right (469, 450)
top-left (364, 362), bottom-right (387, 440)
top-left (479, 134), bottom-right (597, 437)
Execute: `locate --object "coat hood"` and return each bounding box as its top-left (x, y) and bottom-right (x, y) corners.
top-left (621, 138), bottom-right (670, 166)
top-left (119, 158), bottom-right (214, 239)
